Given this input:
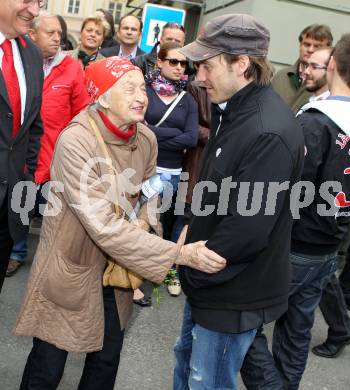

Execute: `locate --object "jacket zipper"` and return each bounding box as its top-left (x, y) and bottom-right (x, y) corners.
top-left (215, 114), bottom-right (223, 137)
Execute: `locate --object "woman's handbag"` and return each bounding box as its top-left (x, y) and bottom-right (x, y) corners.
top-left (88, 113), bottom-right (144, 290)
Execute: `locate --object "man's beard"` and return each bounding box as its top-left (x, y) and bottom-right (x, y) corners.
top-left (306, 74), bottom-right (327, 93)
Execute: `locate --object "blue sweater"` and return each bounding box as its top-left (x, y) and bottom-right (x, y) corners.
top-left (145, 85), bottom-right (198, 169)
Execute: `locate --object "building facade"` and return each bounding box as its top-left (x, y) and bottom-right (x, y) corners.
top-left (45, 0), bottom-right (204, 48)
top-left (45, 0), bottom-right (144, 46)
top-left (202, 0), bottom-right (350, 67)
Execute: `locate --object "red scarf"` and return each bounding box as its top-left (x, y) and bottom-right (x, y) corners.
top-left (97, 110), bottom-right (136, 141)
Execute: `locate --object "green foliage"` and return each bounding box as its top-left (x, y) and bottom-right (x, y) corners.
top-left (152, 268), bottom-right (178, 305)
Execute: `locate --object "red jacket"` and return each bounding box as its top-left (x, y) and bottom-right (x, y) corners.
top-left (35, 54), bottom-right (90, 183)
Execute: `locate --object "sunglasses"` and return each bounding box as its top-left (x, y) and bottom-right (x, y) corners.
top-left (165, 58), bottom-right (188, 68)
top-left (163, 22), bottom-right (185, 33)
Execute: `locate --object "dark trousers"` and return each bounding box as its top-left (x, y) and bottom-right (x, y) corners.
top-left (0, 198), bottom-right (14, 293)
top-left (319, 270), bottom-right (350, 344)
top-left (20, 286), bottom-right (124, 390)
top-left (241, 252), bottom-right (338, 390)
top-left (340, 249), bottom-right (350, 306)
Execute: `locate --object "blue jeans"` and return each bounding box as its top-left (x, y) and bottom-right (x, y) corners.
top-left (10, 239), bottom-right (28, 262)
top-left (10, 183), bottom-right (47, 263)
top-left (174, 301), bottom-right (257, 390)
top-left (159, 173), bottom-right (181, 242)
top-left (241, 251), bottom-right (338, 390)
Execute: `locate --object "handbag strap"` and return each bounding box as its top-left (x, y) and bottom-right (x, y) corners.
top-left (87, 113), bottom-right (120, 218)
top-left (155, 90), bottom-right (186, 127)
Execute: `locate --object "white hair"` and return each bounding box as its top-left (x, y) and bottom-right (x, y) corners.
top-left (31, 11), bottom-right (59, 31)
top-left (92, 88), bottom-right (112, 111)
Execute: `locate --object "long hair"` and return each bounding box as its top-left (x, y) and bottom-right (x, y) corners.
top-left (223, 53), bottom-right (273, 87)
top-left (158, 42), bottom-right (182, 61)
top-left (96, 9), bottom-right (115, 39)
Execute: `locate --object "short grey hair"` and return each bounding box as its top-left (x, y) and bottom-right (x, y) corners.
top-left (31, 11), bottom-right (59, 30)
top-left (89, 88), bottom-right (112, 111)
top-left (96, 89), bottom-right (112, 110)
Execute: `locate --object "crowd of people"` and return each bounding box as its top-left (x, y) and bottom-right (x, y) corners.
top-left (0, 1), bottom-right (350, 389)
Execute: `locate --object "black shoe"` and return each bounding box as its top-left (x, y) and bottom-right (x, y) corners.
top-left (133, 296), bottom-right (152, 307)
top-left (312, 339), bottom-right (350, 358)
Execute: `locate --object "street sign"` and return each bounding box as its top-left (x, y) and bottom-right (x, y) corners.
top-left (140, 3), bottom-right (186, 53)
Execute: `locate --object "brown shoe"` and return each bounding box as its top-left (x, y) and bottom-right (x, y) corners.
top-left (6, 260), bottom-right (23, 277)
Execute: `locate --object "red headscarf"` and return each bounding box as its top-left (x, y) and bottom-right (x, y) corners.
top-left (85, 56), bottom-right (141, 101)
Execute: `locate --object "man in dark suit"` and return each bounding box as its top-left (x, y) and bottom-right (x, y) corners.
top-left (133, 22), bottom-right (195, 78)
top-left (0, 0), bottom-right (44, 292)
top-left (100, 15), bottom-right (144, 59)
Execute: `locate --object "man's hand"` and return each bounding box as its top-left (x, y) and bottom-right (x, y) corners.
top-left (176, 241), bottom-right (226, 274)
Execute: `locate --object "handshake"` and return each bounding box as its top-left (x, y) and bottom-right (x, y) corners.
top-left (174, 225), bottom-right (226, 274)
top-left (131, 220), bottom-right (226, 274)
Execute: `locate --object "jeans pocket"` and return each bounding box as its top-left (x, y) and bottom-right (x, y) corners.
top-left (320, 258), bottom-right (338, 288)
top-left (290, 256), bottom-right (315, 287)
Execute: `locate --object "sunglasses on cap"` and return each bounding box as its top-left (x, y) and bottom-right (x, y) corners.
top-left (163, 22), bottom-right (185, 33)
top-left (165, 58), bottom-right (188, 68)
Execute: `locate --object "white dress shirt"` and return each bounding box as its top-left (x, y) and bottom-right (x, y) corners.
top-left (309, 90), bottom-right (330, 102)
top-left (118, 45), bottom-right (138, 60)
top-left (0, 31), bottom-right (27, 124)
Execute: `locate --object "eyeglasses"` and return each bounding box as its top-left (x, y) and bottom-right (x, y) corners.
top-left (164, 58), bottom-right (188, 68)
top-left (163, 22), bottom-right (185, 33)
top-left (303, 62), bottom-right (327, 71)
top-left (23, 0), bottom-right (47, 8)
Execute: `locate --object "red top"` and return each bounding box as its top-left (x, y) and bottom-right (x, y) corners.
top-left (35, 55), bottom-right (90, 184)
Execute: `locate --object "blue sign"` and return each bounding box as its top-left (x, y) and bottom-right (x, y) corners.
top-left (140, 3), bottom-right (186, 53)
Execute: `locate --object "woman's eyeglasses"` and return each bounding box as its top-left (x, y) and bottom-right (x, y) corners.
top-left (165, 58), bottom-right (188, 68)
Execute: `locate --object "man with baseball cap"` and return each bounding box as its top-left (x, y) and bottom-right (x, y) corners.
top-left (15, 57), bottom-right (226, 389)
top-left (173, 14), bottom-right (304, 389)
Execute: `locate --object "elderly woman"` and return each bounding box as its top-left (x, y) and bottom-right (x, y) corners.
top-left (66, 16), bottom-right (107, 69)
top-left (15, 57), bottom-right (226, 390)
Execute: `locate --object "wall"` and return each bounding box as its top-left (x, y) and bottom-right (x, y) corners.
top-left (201, 0), bottom-right (350, 67)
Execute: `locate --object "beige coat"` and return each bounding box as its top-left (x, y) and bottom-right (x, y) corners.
top-left (15, 109), bottom-right (180, 353)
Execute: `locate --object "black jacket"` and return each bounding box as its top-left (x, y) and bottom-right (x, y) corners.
top-left (100, 43), bottom-right (145, 58)
top-left (132, 43), bottom-right (158, 76)
top-left (292, 99), bottom-right (350, 255)
top-left (100, 36), bottom-right (119, 49)
top-left (0, 35), bottom-right (44, 241)
top-left (179, 83), bottom-right (304, 322)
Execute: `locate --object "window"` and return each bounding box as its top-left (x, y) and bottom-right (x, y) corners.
top-left (67, 0), bottom-right (80, 15)
top-left (108, 1), bottom-right (123, 24)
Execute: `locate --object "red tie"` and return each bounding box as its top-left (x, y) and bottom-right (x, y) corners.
top-left (1, 39), bottom-right (21, 138)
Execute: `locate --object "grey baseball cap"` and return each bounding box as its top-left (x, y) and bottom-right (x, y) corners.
top-left (179, 14), bottom-right (270, 62)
